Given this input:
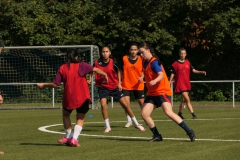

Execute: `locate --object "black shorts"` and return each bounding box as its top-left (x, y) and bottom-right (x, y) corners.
top-left (98, 86), bottom-right (124, 101)
top-left (122, 89), bottom-right (145, 99)
top-left (144, 95), bottom-right (171, 108)
top-left (63, 100), bottom-right (90, 114)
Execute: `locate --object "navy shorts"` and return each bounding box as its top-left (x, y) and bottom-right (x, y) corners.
top-left (144, 95), bottom-right (171, 108)
top-left (98, 86), bottom-right (124, 101)
top-left (122, 89), bottom-right (145, 99)
top-left (63, 100), bottom-right (90, 114)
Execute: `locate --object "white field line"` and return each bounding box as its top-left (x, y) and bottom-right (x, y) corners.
top-left (38, 118), bottom-right (240, 142)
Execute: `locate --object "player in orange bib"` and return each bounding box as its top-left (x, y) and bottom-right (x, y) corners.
top-left (121, 43), bottom-right (145, 128)
top-left (139, 42), bottom-right (195, 142)
top-left (92, 46), bottom-right (146, 133)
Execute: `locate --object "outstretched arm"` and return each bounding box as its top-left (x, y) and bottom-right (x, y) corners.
top-left (192, 69), bottom-right (206, 75)
top-left (92, 67), bottom-right (108, 84)
top-left (37, 82), bottom-right (58, 89)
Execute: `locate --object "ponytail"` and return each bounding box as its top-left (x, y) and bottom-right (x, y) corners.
top-left (66, 49), bottom-right (79, 69)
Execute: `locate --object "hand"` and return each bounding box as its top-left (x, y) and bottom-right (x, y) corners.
top-left (149, 80), bottom-right (156, 86)
top-left (87, 80), bottom-right (91, 84)
top-left (37, 83), bottom-right (44, 89)
top-left (118, 83), bottom-right (122, 91)
top-left (103, 75), bottom-right (109, 84)
top-left (138, 76), bottom-right (143, 82)
top-left (202, 71), bottom-right (207, 75)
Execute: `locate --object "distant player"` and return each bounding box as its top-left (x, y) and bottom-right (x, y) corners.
top-left (139, 42), bottom-right (195, 142)
top-left (91, 46), bottom-right (146, 133)
top-left (169, 48), bottom-right (206, 119)
top-left (121, 43), bottom-right (145, 128)
top-left (0, 41), bottom-right (4, 154)
top-left (37, 49), bottom-right (108, 147)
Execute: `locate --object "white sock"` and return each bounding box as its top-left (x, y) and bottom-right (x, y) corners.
top-left (126, 115), bottom-right (131, 122)
top-left (105, 119), bottom-right (110, 127)
top-left (73, 125), bottom-right (82, 140)
top-left (131, 116), bottom-right (139, 125)
top-left (65, 129), bottom-right (72, 138)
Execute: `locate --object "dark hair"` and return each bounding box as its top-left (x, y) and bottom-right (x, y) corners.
top-left (129, 42), bottom-right (138, 49)
top-left (66, 49), bottom-right (79, 69)
top-left (138, 42), bottom-right (161, 64)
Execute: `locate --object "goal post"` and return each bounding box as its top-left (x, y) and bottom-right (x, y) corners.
top-left (0, 45), bottom-right (100, 109)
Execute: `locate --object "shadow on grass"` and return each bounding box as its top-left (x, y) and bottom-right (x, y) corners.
top-left (91, 136), bottom-right (149, 142)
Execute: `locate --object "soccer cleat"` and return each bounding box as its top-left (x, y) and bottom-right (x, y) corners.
top-left (57, 137), bottom-right (69, 144)
top-left (178, 113), bottom-right (185, 119)
top-left (103, 126), bottom-right (111, 133)
top-left (125, 121), bottom-right (132, 128)
top-left (192, 115), bottom-right (197, 119)
top-left (149, 135), bottom-right (163, 142)
top-left (187, 130), bottom-right (196, 142)
top-left (0, 151), bottom-right (4, 155)
top-left (68, 138), bottom-right (81, 147)
top-left (135, 124), bottom-right (146, 132)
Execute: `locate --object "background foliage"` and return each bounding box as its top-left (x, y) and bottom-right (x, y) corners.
top-left (0, 0), bottom-right (240, 101)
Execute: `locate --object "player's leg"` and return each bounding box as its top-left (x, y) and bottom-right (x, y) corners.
top-left (58, 108), bottom-right (72, 144)
top-left (121, 90), bottom-right (132, 128)
top-left (112, 89), bottom-right (145, 131)
top-left (178, 94), bottom-right (186, 119)
top-left (141, 98), bottom-right (162, 142)
top-left (161, 96), bottom-right (195, 142)
top-left (98, 86), bottom-right (111, 133)
top-left (182, 92), bottom-right (197, 119)
top-left (69, 100), bottom-right (90, 147)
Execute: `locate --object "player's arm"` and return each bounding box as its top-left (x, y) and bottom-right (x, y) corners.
top-left (169, 66), bottom-right (175, 82)
top-left (114, 60), bottom-right (122, 91)
top-left (149, 71), bottom-right (163, 86)
top-left (37, 82), bottom-right (58, 89)
top-left (138, 72), bottom-right (144, 82)
top-left (192, 69), bottom-right (206, 75)
top-left (92, 67), bottom-right (108, 84)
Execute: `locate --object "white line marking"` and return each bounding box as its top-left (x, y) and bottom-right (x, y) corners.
top-left (38, 118), bottom-right (240, 142)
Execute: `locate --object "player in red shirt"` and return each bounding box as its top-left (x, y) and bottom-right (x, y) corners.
top-left (92, 46), bottom-right (146, 133)
top-left (169, 48), bottom-right (206, 119)
top-left (139, 42), bottom-right (195, 142)
top-left (37, 49), bottom-right (108, 147)
top-left (121, 43), bottom-right (145, 128)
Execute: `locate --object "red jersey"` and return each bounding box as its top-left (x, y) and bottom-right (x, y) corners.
top-left (94, 58), bottom-right (119, 90)
top-left (121, 55), bottom-right (144, 90)
top-left (143, 57), bottom-right (172, 96)
top-left (53, 62), bottom-right (93, 110)
top-left (171, 60), bottom-right (192, 93)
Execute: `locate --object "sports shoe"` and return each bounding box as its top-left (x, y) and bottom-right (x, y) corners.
top-left (192, 115), bottom-right (197, 119)
top-left (103, 126), bottom-right (111, 133)
top-left (0, 151), bottom-right (4, 155)
top-left (178, 113), bottom-right (185, 119)
top-left (68, 138), bottom-right (81, 147)
top-left (149, 135), bottom-right (163, 142)
top-left (135, 124), bottom-right (146, 132)
top-left (125, 121), bottom-right (132, 128)
top-left (57, 137), bottom-right (69, 144)
top-left (187, 130), bottom-right (196, 142)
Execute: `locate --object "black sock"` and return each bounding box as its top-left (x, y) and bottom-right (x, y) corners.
top-left (191, 113), bottom-right (196, 116)
top-left (179, 121), bottom-right (191, 133)
top-left (150, 126), bottom-right (161, 137)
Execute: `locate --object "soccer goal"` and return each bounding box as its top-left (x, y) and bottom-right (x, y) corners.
top-left (0, 45), bottom-right (100, 109)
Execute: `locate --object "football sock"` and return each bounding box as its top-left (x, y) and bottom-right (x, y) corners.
top-left (131, 116), bottom-right (139, 125)
top-left (126, 115), bottom-right (131, 122)
top-left (73, 125), bottom-right (82, 140)
top-left (105, 119), bottom-right (110, 127)
top-left (150, 126), bottom-right (161, 137)
top-left (65, 129), bottom-right (72, 138)
top-left (178, 121), bottom-right (191, 133)
top-left (191, 112), bottom-right (196, 116)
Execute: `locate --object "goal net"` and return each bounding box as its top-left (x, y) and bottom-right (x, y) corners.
top-left (0, 45), bottom-right (100, 108)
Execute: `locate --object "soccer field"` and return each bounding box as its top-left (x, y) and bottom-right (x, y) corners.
top-left (0, 107), bottom-right (240, 160)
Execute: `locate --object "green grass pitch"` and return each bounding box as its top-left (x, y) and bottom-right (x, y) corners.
top-left (0, 107), bottom-right (240, 160)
